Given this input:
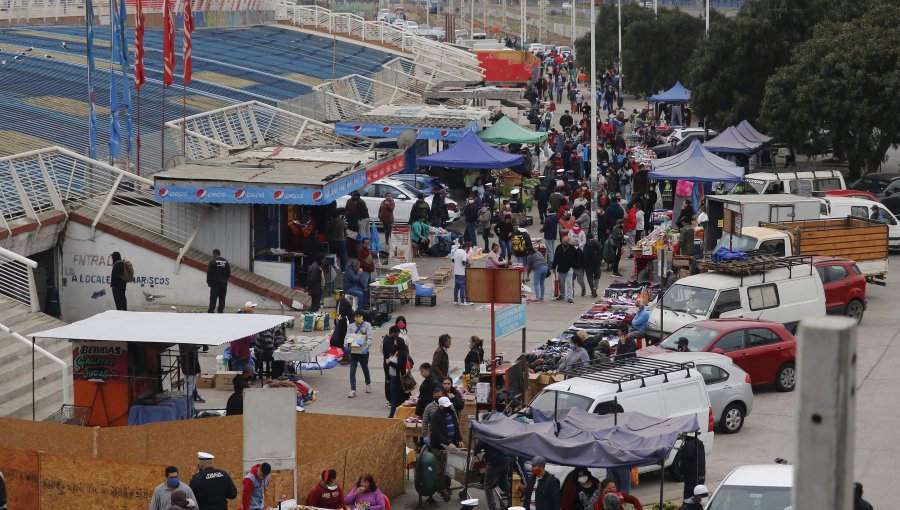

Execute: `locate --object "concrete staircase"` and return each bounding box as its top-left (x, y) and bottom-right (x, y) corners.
top-left (0, 296), bottom-right (71, 421)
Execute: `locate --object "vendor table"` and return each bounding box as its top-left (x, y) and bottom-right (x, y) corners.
top-left (633, 253), bottom-right (656, 279)
top-left (273, 336), bottom-right (330, 375)
top-left (370, 282), bottom-right (413, 311)
top-left (128, 395), bottom-right (190, 425)
top-left (394, 405), bottom-right (417, 421)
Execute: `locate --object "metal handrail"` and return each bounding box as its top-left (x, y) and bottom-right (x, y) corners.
top-left (0, 322), bottom-right (70, 414)
top-left (0, 247), bottom-right (39, 312)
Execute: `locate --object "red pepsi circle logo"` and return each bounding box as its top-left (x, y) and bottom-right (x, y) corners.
top-left (196, 188), bottom-right (207, 199)
top-left (382, 126), bottom-right (391, 134)
top-left (273, 190), bottom-right (285, 201)
top-left (353, 125), bottom-right (362, 132)
top-left (234, 189), bottom-right (245, 200)
top-left (440, 129), bottom-right (449, 137)
top-left (158, 188), bottom-right (169, 198)
top-left (312, 191), bottom-right (324, 202)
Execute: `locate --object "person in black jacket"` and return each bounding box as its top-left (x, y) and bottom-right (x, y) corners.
top-left (679, 434), bottom-right (706, 499)
top-left (583, 238), bottom-right (603, 298)
top-left (441, 377), bottom-right (465, 414)
top-left (110, 251), bottom-right (128, 310)
top-left (386, 335), bottom-right (410, 419)
top-left (416, 363), bottom-right (441, 416)
top-left (494, 215), bottom-right (515, 261)
top-left (535, 180), bottom-right (551, 224)
top-left (429, 397), bottom-right (464, 502)
top-left (464, 336), bottom-right (484, 374)
top-left (551, 236), bottom-right (578, 303)
top-left (381, 326), bottom-right (401, 406)
top-left (306, 255), bottom-right (324, 313)
top-left (523, 456), bottom-right (561, 510)
top-left (430, 190), bottom-right (449, 228)
top-left (225, 375), bottom-right (249, 416)
top-left (207, 249), bottom-right (231, 313)
top-left (44, 278), bottom-right (61, 318)
top-left (179, 344), bottom-right (205, 406)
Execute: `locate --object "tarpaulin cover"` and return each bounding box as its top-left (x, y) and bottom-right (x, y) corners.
top-left (650, 140), bottom-right (745, 182)
top-left (470, 408), bottom-right (699, 468)
top-left (477, 116), bottom-right (548, 145)
top-left (647, 81), bottom-right (691, 104)
top-left (417, 130), bottom-right (524, 169)
top-left (702, 126), bottom-right (763, 155)
top-left (735, 120), bottom-right (773, 145)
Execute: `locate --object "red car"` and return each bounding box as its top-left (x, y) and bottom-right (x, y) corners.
top-left (822, 189), bottom-right (879, 202)
top-left (809, 256), bottom-right (867, 323)
top-left (637, 319), bottom-right (797, 391)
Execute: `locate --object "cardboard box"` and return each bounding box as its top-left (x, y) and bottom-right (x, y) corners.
top-left (537, 373), bottom-right (553, 385)
top-left (215, 371), bottom-right (241, 391)
top-left (198, 374), bottom-right (216, 389)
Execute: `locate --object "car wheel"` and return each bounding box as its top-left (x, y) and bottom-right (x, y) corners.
top-left (719, 403), bottom-right (745, 434)
top-left (667, 450), bottom-right (684, 482)
top-left (775, 362), bottom-right (796, 392)
top-left (846, 299), bottom-right (865, 324)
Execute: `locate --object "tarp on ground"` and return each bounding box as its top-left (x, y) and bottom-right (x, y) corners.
top-left (416, 130), bottom-right (524, 169)
top-left (470, 408), bottom-right (698, 468)
top-left (477, 116), bottom-right (548, 145)
top-left (650, 140), bottom-right (744, 182)
top-left (647, 81), bottom-right (691, 104)
top-left (735, 120), bottom-right (773, 145)
top-left (702, 126), bottom-right (763, 155)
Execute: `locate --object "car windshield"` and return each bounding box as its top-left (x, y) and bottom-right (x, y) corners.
top-left (662, 285), bottom-right (717, 315)
top-left (659, 325), bottom-right (721, 352)
top-left (393, 182), bottom-right (425, 198)
top-left (715, 233), bottom-right (759, 253)
top-left (850, 176), bottom-right (888, 193)
top-left (735, 178), bottom-right (767, 194)
top-left (530, 390), bottom-right (593, 415)
top-left (707, 486), bottom-right (791, 510)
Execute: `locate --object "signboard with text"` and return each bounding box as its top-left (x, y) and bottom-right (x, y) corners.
top-left (493, 303), bottom-right (526, 339)
top-left (72, 341), bottom-right (128, 382)
top-left (154, 170), bottom-right (366, 205)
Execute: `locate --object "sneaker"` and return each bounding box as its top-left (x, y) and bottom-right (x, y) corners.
top-left (453, 301), bottom-right (460, 306)
top-left (365, 384), bottom-right (371, 393)
top-left (567, 299), bottom-right (574, 303)
top-left (591, 292), bottom-right (598, 298)
top-left (386, 401), bottom-right (392, 407)
top-left (463, 302), bottom-right (474, 306)
top-left (193, 395), bottom-right (206, 404)
top-left (581, 288), bottom-right (586, 297)
top-left (348, 390), bottom-right (357, 398)
top-left (612, 272), bottom-right (624, 277)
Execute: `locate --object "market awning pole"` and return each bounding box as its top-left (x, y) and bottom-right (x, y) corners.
top-left (490, 299), bottom-right (496, 412)
top-left (589, 0), bottom-right (598, 236)
top-left (658, 458), bottom-right (665, 509)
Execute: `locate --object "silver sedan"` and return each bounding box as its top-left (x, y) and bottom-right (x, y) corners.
top-left (648, 352), bottom-right (754, 434)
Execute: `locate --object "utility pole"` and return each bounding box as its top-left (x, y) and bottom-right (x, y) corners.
top-left (617, 0), bottom-right (623, 105)
top-left (589, 0), bottom-right (597, 237)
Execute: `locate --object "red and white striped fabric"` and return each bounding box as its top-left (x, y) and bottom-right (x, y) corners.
top-left (162, 0), bottom-right (175, 86)
top-left (133, 0), bottom-right (146, 90)
top-left (183, 0), bottom-right (194, 85)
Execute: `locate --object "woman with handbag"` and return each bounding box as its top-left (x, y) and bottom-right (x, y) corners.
top-left (387, 336), bottom-right (411, 418)
top-left (345, 310), bottom-right (373, 399)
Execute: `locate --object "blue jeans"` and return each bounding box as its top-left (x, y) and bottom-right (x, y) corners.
top-left (343, 287), bottom-right (366, 310)
top-left (349, 352), bottom-right (370, 391)
top-left (533, 265), bottom-right (548, 299)
top-left (606, 466), bottom-right (632, 493)
top-left (454, 274), bottom-right (467, 303)
top-left (332, 240), bottom-right (347, 272)
top-left (499, 239), bottom-right (512, 261)
top-left (466, 222), bottom-right (477, 244)
top-left (544, 239), bottom-right (556, 264)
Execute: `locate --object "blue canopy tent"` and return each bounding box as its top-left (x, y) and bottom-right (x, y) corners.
top-left (647, 81), bottom-right (692, 104)
top-left (735, 120), bottom-right (774, 146)
top-left (416, 130), bottom-right (524, 169)
top-left (702, 126), bottom-right (762, 155)
top-left (650, 140), bottom-right (744, 182)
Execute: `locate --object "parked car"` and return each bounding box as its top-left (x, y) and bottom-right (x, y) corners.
top-left (638, 319), bottom-right (798, 392)
top-left (391, 174), bottom-right (448, 194)
top-left (333, 177), bottom-right (459, 225)
top-left (807, 256), bottom-right (867, 323)
top-left (527, 43), bottom-right (545, 54)
top-left (472, 32), bottom-right (487, 39)
top-left (707, 464), bottom-right (792, 510)
top-left (647, 352), bottom-right (754, 434)
top-left (822, 189), bottom-right (879, 202)
top-left (666, 128), bottom-right (717, 145)
top-left (849, 172), bottom-right (900, 200)
top-left (653, 131), bottom-right (718, 158)
top-left (404, 20), bottom-right (419, 31)
top-left (376, 8), bottom-right (390, 20)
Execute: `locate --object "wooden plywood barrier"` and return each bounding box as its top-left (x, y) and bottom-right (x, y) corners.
top-left (39, 452), bottom-right (163, 510)
top-left (0, 447), bottom-right (40, 509)
top-left (297, 449), bottom-right (348, 505)
top-left (0, 418), bottom-right (94, 457)
top-left (342, 421), bottom-right (406, 498)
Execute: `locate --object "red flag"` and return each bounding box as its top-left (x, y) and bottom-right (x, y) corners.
top-left (162, 0), bottom-right (175, 86)
top-left (183, 0), bottom-right (194, 85)
top-left (133, 0), bottom-right (145, 91)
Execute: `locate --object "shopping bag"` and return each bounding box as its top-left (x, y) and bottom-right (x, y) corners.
top-left (401, 373), bottom-right (418, 392)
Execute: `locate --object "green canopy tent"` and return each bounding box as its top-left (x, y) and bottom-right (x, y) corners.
top-left (477, 116), bottom-right (548, 145)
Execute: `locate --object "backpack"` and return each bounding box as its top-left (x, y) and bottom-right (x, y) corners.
top-left (511, 233), bottom-right (526, 254)
top-left (122, 260), bottom-right (135, 283)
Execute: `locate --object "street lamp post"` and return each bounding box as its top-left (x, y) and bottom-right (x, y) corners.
top-left (570, 0), bottom-right (575, 49)
top-left (589, 0), bottom-right (598, 236)
top-left (617, 0), bottom-right (623, 108)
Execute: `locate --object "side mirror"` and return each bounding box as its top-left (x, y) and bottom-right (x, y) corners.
top-left (711, 348), bottom-right (725, 355)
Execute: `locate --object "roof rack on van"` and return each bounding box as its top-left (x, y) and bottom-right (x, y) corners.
top-left (559, 355), bottom-right (695, 393)
top-left (696, 254), bottom-right (815, 283)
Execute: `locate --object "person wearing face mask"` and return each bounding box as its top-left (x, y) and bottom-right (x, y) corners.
top-left (420, 386), bottom-right (448, 445)
top-left (306, 468), bottom-right (346, 509)
top-left (558, 335), bottom-right (590, 373)
top-left (598, 479), bottom-right (643, 510)
top-left (240, 463), bottom-right (271, 510)
top-left (430, 396), bottom-right (465, 502)
top-left (561, 468), bottom-right (600, 510)
top-left (523, 456), bottom-right (560, 510)
top-left (464, 336), bottom-right (484, 374)
top-left (677, 485), bottom-right (708, 510)
top-left (150, 466), bottom-right (197, 510)
top-left (189, 452), bottom-right (237, 510)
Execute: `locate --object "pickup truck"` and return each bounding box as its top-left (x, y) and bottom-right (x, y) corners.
top-left (714, 218), bottom-right (888, 284)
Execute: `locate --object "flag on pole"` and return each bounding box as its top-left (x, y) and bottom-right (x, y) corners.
top-left (134, 0), bottom-right (145, 91)
top-left (109, 0), bottom-right (121, 159)
top-left (86, 0), bottom-right (97, 160)
top-left (116, 0), bottom-right (132, 156)
top-left (162, 0), bottom-right (175, 86)
top-left (183, 0), bottom-right (194, 85)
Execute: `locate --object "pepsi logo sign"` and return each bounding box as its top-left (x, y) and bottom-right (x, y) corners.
top-left (353, 125), bottom-right (362, 132)
top-left (382, 126), bottom-right (391, 134)
top-left (234, 189), bottom-right (246, 200)
top-left (196, 189), bottom-right (207, 199)
top-left (158, 188), bottom-right (169, 198)
top-left (312, 191), bottom-right (324, 202)
top-left (440, 130), bottom-right (449, 137)
top-left (273, 190), bottom-right (285, 201)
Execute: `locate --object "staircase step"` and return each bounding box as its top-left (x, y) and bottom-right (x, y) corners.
top-left (0, 376), bottom-right (71, 421)
top-left (0, 357), bottom-right (71, 409)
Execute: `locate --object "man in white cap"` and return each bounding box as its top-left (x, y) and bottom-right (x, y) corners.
top-left (429, 396), bottom-right (464, 502)
top-left (678, 484), bottom-right (709, 510)
top-left (189, 452), bottom-right (238, 510)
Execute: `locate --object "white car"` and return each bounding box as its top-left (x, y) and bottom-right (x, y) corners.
top-left (404, 21), bottom-right (419, 31)
top-left (376, 8), bottom-right (390, 21)
top-left (333, 178), bottom-right (460, 225)
top-left (561, 2), bottom-right (571, 11)
top-left (527, 43), bottom-right (545, 54)
top-left (707, 464), bottom-right (793, 510)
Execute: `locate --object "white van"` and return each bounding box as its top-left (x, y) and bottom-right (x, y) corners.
top-left (820, 195), bottom-right (900, 249)
top-left (741, 170), bottom-right (845, 196)
top-left (647, 261), bottom-right (826, 339)
top-left (528, 357), bottom-right (714, 477)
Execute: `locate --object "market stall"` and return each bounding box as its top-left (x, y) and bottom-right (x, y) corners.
top-left (417, 130), bottom-right (525, 169)
top-left (647, 81), bottom-right (692, 127)
top-left (31, 311), bottom-right (293, 427)
top-left (650, 140), bottom-right (745, 215)
top-left (477, 116), bottom-right (548, 145)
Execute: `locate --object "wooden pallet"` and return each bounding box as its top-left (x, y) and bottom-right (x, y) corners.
top-left (429, 267), bottom-right (452, 285)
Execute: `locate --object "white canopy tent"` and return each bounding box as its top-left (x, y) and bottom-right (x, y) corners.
top-left (30, 310), bottom-right (293, 345)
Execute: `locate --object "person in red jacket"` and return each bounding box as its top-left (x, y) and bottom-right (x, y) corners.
top-left (596, 479), bottom-right (643, 510)
top-left (306, 468), bottom-right (346, 509)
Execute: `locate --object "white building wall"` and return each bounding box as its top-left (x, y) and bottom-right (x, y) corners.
top-left (191, 205), bottom-right (252, 270)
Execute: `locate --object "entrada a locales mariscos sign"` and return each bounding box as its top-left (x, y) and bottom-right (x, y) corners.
top-left (67, 253), bottom-right (171, 286)
top-left (73, 341), bottom-right (127, 382)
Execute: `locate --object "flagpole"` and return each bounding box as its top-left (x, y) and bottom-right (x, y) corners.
top-left (137, 88), bottom-right (142, 176)
top-left (109, 0), bottom-right (115, 166)
top-left (162, 80), bottom-right (167, 169)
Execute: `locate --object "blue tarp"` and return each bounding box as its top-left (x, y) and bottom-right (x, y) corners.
top-left (648, 81), bottom-right (691, 104)
top-left (650, 140), bottom-right (744, 182)
top-left (702, 126), bottom-right (762, 155)
top-left (416, 130), bottom-right (524, 169)
top-left (470, 408), bottom-right (699, 468)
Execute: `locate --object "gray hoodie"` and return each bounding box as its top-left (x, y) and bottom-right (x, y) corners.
top-left (149, 482), bottom-right (197, 510)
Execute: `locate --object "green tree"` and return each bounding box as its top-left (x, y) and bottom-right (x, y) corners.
top-left (760, 3), bottom-right (900, 179)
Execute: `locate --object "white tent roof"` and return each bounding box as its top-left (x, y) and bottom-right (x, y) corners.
top-left (29, 311), bottom-right (292, 345)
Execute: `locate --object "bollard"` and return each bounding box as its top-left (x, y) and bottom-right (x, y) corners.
top-left (794, 317), bottom-right (857, 510)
